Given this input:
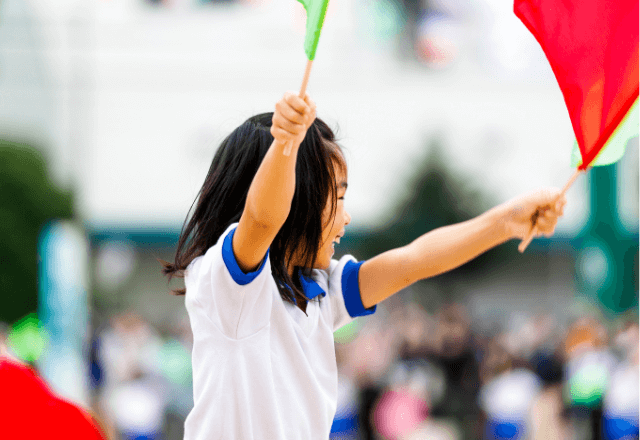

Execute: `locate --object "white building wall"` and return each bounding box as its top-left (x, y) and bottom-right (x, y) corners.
top-left (1, 0), bottom-right (600, 233)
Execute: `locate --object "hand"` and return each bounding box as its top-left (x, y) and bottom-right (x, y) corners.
top-left (271, 92), bottom-right (316, 150)
top-left (502, 188), bottom-right (567, 240)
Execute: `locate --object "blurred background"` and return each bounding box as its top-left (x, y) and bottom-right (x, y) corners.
top-left (0, 0), bottom-right (637, 439)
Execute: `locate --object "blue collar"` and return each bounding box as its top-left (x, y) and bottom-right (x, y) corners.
top-left (282, 271), bottom-right (326, 304)
top-left (298, 272), bottom-right (326, 300)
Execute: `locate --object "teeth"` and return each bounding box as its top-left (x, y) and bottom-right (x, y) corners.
top-left (336, 237), bottom-right (341, 244)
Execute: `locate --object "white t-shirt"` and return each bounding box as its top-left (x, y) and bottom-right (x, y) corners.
top-left (183, 223), bottom-right (376, 440)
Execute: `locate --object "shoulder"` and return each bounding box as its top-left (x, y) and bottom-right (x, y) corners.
top-left (186, 223), bottom-right (272, 282)
top-left (313, 254), bottom-right (375, 320)
top-left (182, 223), bottom-right (275, 338)
top-left (311, 255), bottom-right (358, 295)
top-left (187, 223), bottom-right (237, 271)
top-left (327, 255), bottom-right (364, 297)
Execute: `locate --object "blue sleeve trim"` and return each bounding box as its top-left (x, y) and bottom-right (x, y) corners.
top-left (222, 227), bottom-right (269, 286)
top-left (341, 260), bottom-right (376, 318)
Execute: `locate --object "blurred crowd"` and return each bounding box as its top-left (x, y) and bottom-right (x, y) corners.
top-left (332, 300), bottom-right (639, 440)
top-left (1, 300), bottom-right (638, 440)
top-left (88, 312), bottom-right (194, 440)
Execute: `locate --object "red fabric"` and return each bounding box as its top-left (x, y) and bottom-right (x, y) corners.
top-left (0, 357), bottom-right (106, 440)
top-left (515, 0), bottom-right (639, 170)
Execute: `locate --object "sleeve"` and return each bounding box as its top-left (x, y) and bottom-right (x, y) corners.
top-left (186, 223), bottom-right (273, 339)
top-left (326, 255), bottom-right (377, 332)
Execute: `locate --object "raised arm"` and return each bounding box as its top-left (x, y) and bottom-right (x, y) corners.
top-left (358, 188), bottom-right (567, 309)
top-left (233, 93), bottom-right (316, 273)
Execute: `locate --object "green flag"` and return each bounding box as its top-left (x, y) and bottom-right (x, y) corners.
top-left (570, 98), bottom-right (639, 168)
top-left (7, 313), bottom-right (49, 364)
top-left (297, 0), bottom-right (330, 60)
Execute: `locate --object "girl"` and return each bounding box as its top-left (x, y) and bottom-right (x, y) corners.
top-left (163, 92), bottom-right (566, 439)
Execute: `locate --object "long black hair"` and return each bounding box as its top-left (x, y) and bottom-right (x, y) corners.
top-left (161, 113), bottom-right (346, 306)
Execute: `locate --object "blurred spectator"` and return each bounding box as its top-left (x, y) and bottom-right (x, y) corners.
top-left (428, 303), bottom-right (481, 440)
top-left (350, 316), bottom-right (398, 440)
top-left (96, 311), bottom-right (166, 440)
top-left (602, 322), bottom-right (639, 440)
top-left (563, 316), bottom-right (617, 440)
top-left (414, 1), bottom-right (466, 67)
top-left (105, 372), bottom-right (166, 440)
top-left (394, 0), bottom-right (466, 66)
top-left (528, 321), bottom-right (567, 440)
top-left (372, 359), bottom-right (430, 440)
top-left (404, 419), bottom-right (462, 440)
top-left (330, 341), bottom-right (360, 439)
top-left (529, 380), bottom-right (567, 440)
top-left (159, 316), bottom-right (194, 440)
top-left (373, 302), bottom-right (446, 438)
top-left (478, 335), bottom-right (542, 440)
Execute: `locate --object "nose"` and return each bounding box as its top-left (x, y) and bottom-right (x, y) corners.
top-left (344, 209), bottom-right (351, 226)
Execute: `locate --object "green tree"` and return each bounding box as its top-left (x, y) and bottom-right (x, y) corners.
top-left (343, 136), bottom-right (520, 305)
top-left (0, 140), bottom-right (74, 324)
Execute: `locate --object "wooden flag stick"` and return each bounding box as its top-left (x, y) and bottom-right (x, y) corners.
top-left (518, 168), bottom-right (585, 253)
top-left (283, 59), bottom-right (314, 156)
top-left (298, 59), bottom-right (314, 99)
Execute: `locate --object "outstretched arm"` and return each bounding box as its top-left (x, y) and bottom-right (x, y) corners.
top-left (358, 188), bottom-right (567, 309)
top-left (234, 92), bottom-right (316, 273)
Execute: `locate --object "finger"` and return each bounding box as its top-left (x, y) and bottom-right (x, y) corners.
top-left (303, 93), bottom-right (316, 108)
top-left (535, 217), bottom-right (550, 232)
top-left (542, 209), bottom-right (559, 223)
top-left (271, 121), bottom-right (305, 143)
top-left (302, 93), bottom-right (317, 114)
top-left (304, 108), bottom-right (317, 127)
top-left (536, 216), bottom-right (558, 235)
top-left (275, 100), bottom-right (306, 125)
top-left (284, 92), bottom-right (310, 115)
top-left (534, 224), bottom-right (552, 238)
top-left (552, 204), bottom-right (564, 216)
top-left (557, 194), bottom-right (567, 205)
top-left (539, 203), bottom-right (560, 218)
top-left (272, 112), bottom-right (305, 135)
top-left (301, 99), bottom-right (315, 119)
top-left (542, 222), bottom-right (557, 237)
top-left (270, 126), bottom-right (295, 142)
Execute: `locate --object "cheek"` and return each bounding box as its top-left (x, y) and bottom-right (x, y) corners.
top-left (322, 205), bottom-right (337, 231)
top-left (335, 206), bottom-right (346, 228)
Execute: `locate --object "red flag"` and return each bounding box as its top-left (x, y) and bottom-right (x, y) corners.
top-left (515, 0), bottom-right (639, 170)
top-left (0, 357), bottom-right (107, 440)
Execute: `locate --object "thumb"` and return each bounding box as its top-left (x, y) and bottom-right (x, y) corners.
top-left (536, 187), bottom-right (562, 207)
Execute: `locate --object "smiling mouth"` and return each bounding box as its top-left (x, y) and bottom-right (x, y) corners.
top-left (330, 232), bottom-right (344, 253)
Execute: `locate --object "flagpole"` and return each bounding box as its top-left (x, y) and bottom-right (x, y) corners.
top-left (283, 59), bottom-right (314, 156)
top-left (518, 168), bottom-right (585, 253)
top-left (298, 59), bottom-right (314, 99)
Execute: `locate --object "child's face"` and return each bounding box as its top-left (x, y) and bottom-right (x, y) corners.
top-left (316, 161), bottom-right (351, 270)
